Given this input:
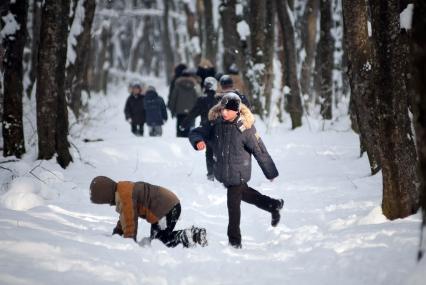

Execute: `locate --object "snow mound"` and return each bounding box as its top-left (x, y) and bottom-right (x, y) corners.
top-left (1, 177), bottom-right (44, 211)
top-left (358, 206), bottom-right (388, 225)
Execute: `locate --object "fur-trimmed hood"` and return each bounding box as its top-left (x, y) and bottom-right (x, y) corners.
top-left (208, 103), bottom-right (255, 131)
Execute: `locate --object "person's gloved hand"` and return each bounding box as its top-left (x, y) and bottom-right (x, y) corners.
top-left (179, 125), bottom-right (185, 132)
top-left (112, 225), bottom-right (124, 236)
top-left (127, 118), bottom-right (132, 124)
top-left (196, 141), bottom-right (206, 151)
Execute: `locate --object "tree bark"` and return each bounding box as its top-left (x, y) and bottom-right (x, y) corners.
top-left (162, 0), bottom-right (175, 84)
top-left (25, 0), bottom-right (42, 98)
top-left (412, 0), bottom-right (426, 259)
top-left (220, 0), bottom-right (242, 73)
top-left (65, 0), bottom-right (96, 119)
top-left (201, 0), bottom-right (216, 64)
top-left (263, 0), bottom-right (275, 117)
top-left (342, 0), bottom-right (381, 175)
top-left (369, 0), bottom-right (418, 219)
top-left (300, 0), bottom-right (319, 103)
top-left (36, 0), bottom-right (73, 168)
top-left (318, 0), bottom-right (334, 120)
top-left (2, 0), bottom-right (28, 158)
top-left (276, 0), bottom-right (303, 129)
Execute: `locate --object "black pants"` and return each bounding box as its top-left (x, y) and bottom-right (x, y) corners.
top-left (227, 184), bottom-right (280, 246)
top-left (176, 114), bottom-right (194, 137)
top-left (150, 203), bottom-right (188, 247)
top-left (131, 123), bottom-right (144, 136)
top-left (206, 145), bottom-right (214, 176)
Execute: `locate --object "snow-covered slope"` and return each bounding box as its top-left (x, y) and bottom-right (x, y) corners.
top-left (0, 79), bottom-right (424, 285)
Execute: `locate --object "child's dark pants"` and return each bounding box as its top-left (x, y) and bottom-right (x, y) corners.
top-left (227, 183), bottom-right (280, 246)
top-left (150, 203), bottom-right (187, 247)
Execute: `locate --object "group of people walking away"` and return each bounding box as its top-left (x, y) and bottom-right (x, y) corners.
top-left (124, 81), bottom-right (168, 137)
top-left (92, 60), bottom-right (284, 249)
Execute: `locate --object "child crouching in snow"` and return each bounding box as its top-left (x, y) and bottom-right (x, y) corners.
top-left (189, 92), bottom-right (284, 248)
top-left (89, 176), bottom-right (207, 248)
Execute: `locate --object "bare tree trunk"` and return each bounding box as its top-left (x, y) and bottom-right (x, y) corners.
top-left (412, 0), bottom-right (426, 260)
top-left (276, 0), bottom-right (303, 129)
top-left (26, 0), bottom-right (42, 98)
top-left (2, 0), bottom-right (28, 158)
top-left (342, 0), bottom-right (381, 175)
top-left (201, 0), bottom-right (216, 64)
top-left (220, 0), bottom-right (242, 72)
top-left (66, 0), bottom-right (96, 119)
top-left (318, 0), bottom-right (334, 120)
top-left (162, 0), bottom-right (175, 84)
top-left (184, 2), bottom-right (200, 65)
top-left (300, 0), bottom-right (319, 103)
top-left (36, 0), bottom-right (73, 168)
top-left (263, 0), bottom-right (275, 116)
top-left (368, 0), bottom-right (418, 219)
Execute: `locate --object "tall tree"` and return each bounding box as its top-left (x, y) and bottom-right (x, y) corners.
top-left (36, 0), bottom-right (73, 168)
top-left (2, 0), bottom-right (28, 158)
top-left (200, 0), bottom-right (216, 64)
top-left (368, 0), bottom-right (418, 219)
top-left (263, 0), bottom-right (275, 116)
top-left (300, 0), bottom-right (319, 104)
top-left (276, 0), bottom-right (303, 129)
top-left (162, 0), bottom-right (175, 84)
top-left (412, 0), bottom-right (426, 260)
top-left (318, 0), bottom-right (334, 119)
top-left (65, 0), bottom-right (96, 119)
top-left (26, 0), bottom-right (42, 97)
top-left (342, 0), bottom-right (381, 175)
top-left (247, 0), bottom-right (267, 113)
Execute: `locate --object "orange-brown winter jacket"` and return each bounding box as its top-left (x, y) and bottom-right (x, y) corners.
top-left (114, 181), bottom-right (179, 239)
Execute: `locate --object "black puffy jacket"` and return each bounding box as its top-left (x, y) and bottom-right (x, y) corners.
top-left (189, 104), bottom-right (278, 187)
top-left (124, 94), bottom-right (145, 124)
top-left (144, 90), bottom-right (168, 126)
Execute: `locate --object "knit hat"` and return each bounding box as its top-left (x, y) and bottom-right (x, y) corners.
top-left (219, 74), bottom-right (234, 88)
top-left (220, 92), bottom-right (241, 112)
top-left (204, 77), bottom-right (218, 92)
top-left (90, 176), bottom-right (117, 205)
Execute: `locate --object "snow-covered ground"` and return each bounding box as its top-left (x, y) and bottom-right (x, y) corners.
top-left (0, 78), bottom-right (424, 285)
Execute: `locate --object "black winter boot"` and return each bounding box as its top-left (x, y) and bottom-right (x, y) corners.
top-left (192, 226), bottom-right (208, 247)
top-left (271, 199), bottom-right (284, 227)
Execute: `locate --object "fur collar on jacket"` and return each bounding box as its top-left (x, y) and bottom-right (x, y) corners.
top-left (208, 103), bottom-right (255, 131)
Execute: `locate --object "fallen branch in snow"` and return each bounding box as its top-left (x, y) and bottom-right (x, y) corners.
top-left (70, 142), bottom-right (96, 168)
top-left (28, 161), bottom-right (47, 185)
top-left (0, 159), bottom-right (19, 164)
top-left (0, 166), bottom-right (14, 173)
top-left (83, 138), bottom-right (104, 143)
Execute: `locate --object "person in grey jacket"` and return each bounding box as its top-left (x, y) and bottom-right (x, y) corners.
top-left (188, 92), bottom-right (284, 248)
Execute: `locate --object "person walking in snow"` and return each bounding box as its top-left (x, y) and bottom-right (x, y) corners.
top-left (196, 58), bottom-right (216, 87)
top-left (180, 77), bottom-right (219, 181)
top-left (124, 81), bottom-right (146, 136)
top-left (144, 86), bottom-right (168, 137)
top-left (168, 68), bottom-right (201, 137)
top-left (188, 92), bottom-right (283, 248)
top-left (89, 176), bottom-right (207, 248)
top-left (217, 74), bottom-right (251, 110)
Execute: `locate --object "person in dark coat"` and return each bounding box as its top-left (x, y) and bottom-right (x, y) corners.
top-left (196, 58), bottom-right (216, 88)
top-left (217, 74), bottom-right (251, 110)
top-left (144, 86), bottom-right (168, 137)
top-left (124, 81), bottom-right (146, 136)
top-left (188, 92), bottom-right (284, 248)
top-left (180, 77), bottom-right (218, 180)
top-left (90, 176), bottom-right (207, 248)
top-left (168, 68), bottom-right (201, 137)
top-left (168, 63), bottom-right (187, 109)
